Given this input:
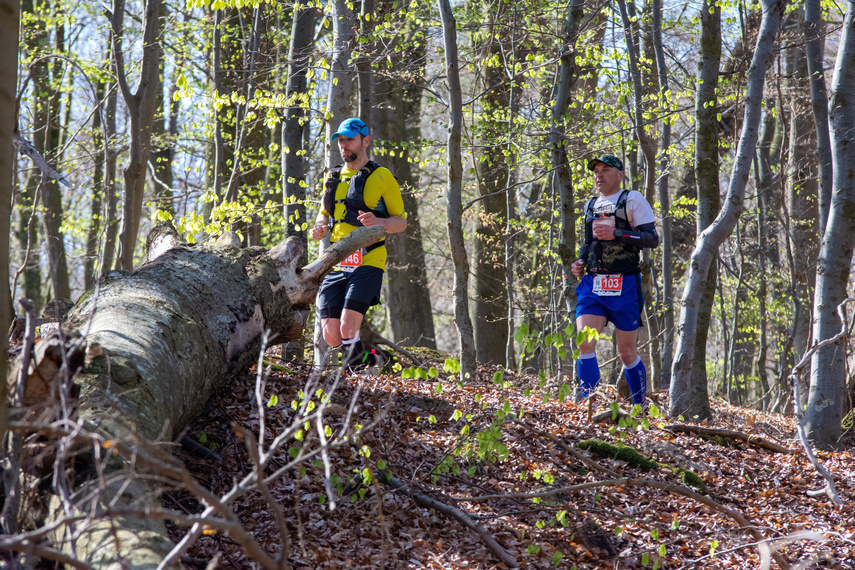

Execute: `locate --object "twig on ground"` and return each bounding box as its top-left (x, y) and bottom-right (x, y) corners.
top-left (508, 419), bottom-right (619, 477)
top-left (377, 469), bottom-right (520, 569)
top-left (660, 424), bottom-right (793, 454)
top-left (461, 477), bottom-right (790, 570)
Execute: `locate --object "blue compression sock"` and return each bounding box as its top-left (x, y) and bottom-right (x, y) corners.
top-left (624, 357), bottom-right (647, 407)
top-left (577, 353), bottom-right (600, 398)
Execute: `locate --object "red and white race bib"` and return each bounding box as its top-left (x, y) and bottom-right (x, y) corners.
top-left (338, 250), bottom-right (363, 272)
top-left (592, 274), bottom-right (623, 296)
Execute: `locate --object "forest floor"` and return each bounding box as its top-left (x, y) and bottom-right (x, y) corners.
top-left (169, 347), bottom-right (855, 569)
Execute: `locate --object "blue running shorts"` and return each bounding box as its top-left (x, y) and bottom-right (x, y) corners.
top-left (575, 273), bottom-right (643, 331)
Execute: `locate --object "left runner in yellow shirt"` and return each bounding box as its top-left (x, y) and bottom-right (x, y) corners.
top-left (311, 117), bottom-right (407, 369)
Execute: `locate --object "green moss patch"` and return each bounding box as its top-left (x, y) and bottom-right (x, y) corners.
top-left (577, 439), bottom-right (707, 494)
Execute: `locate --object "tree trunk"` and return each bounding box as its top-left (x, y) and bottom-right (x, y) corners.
top-left (471, 0), bottom-right (512, 367)
top-left (40, 2), bottom-right (71, 301)
top-left (616, 0), bottom-right (660, 386)
top-left (0, 0), bottom-right (19, 443)
top-left (16, 223), bottom-right (386, 566)
top-left (112, 0), bottom-right (162, 270)
top-left (805, 1), bottom-right (855, 445)
top-left (652, 0), bottom-right (673, 391)
top-left (281, 3), bottom-right (317, 362)
top-left (669, 0), bottom-right (720, 420)
top-left (100, 56), bottom-right (120, 277)
top-left (670, 0), bottom-right (784, 420)
top-left (282, 4), bottom-right (317, 252)
top-left (551, 0), bottom-right (583, 324)
top-left (438, 0), bottom-right (475, 380)
top-left (16, 0), bottom-right (45, 312)
top-left (325, 0), bottom-right (355, 168)
top-left (372, 8), bottom-right (437, 349)
top-left (785, 22), bottom-right (820, 365)
top-left (804, 0), bottom-right (832, 235)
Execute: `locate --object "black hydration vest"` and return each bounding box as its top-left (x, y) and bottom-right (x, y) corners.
top-left (322, 160), bottom-right (389, 251)
top-left (583, 189), bottom-right (640, 275)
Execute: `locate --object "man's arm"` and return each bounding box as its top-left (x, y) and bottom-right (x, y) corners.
top-left (613, 222), bottom-right (658, 249)
top-left (356, 211), bottom-right (406, 234)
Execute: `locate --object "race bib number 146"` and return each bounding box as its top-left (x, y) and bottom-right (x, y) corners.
top-left (593, 274), bottom-right (622, 296)
top-left (339, 250), bottom-right (363, 272)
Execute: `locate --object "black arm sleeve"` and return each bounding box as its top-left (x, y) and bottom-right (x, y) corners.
top-left (577, 240), bottom-right (590, 262)
top-left (613, 222), bottom-right (659, 249)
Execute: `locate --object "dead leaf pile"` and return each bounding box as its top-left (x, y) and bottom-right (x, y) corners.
top-left (168, 353), bottom-right (855, 569)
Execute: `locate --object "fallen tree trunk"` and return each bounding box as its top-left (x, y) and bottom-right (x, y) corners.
top-left (6, 223), bottom-right (385, 568)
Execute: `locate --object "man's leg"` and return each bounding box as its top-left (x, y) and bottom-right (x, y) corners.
top-left (615, 327), bottom-right (646, 407)
top-left (339, 267), bottom-right (383, 369)
top-left (576, 313), bottom-right (608, 398)
top-left (322, 318), bottom-right (343, 347)
top-left (340, 309), bottom-right (372, 367)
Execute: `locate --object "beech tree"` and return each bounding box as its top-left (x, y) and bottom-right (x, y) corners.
top-left (438, 0), bottom-right (475, 380)
top-left (0, 0), bottom-right (18, 443)
top-left (805, 0), bottom-right (855, 446)
top-left (109, 0), bottom-right (162, 270)
top-left (670, 0), bottom-right (786, 421)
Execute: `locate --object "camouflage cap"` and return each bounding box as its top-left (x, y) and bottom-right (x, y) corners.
top-left (587, 154), bottom-right (624, 172)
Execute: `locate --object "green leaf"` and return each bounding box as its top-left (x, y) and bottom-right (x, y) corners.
top-left (658, 544), bottom-right (666, 557)
top-left (642, 552), bottom-right (650, 565)
top-left (429, 367), bottom-right (439, 377)
top-left (435, 382), bottom-right (444, 395)
top-left (553, 551), bottom-right (563, 566)
top-left (267, 394), bottom-right (279, 408)
top-left (198, 433), bottom-right (207, 443)
top-left (493, 371), bottom-right (504, 384)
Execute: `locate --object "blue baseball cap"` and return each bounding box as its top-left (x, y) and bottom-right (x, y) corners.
top-left (587, 154), bottom-right (624, 171)
top-left (331, 117), bottom-right (369, 141)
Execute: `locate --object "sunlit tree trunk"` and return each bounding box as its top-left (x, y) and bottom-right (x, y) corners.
top-left (111, 0), bottom-right (162, 269)
top-left (806, 1), bottom-right (855, 446)
top-left (16, 0), bottom-right (45, 311)
top-left (669, 0), bottom-right (720, 420)
top-left (281, 3), bottom-right (317, 362)
top-left (438, 0), bottom-right (475, 380)
top-left (150, 2), bottom-right (177, 220)
top-left (670, 0), bottom-right (784, 421)
top-left (40, 18), bottom-right (70, 301)
top-left (325, 0), bottom-right (355, 167)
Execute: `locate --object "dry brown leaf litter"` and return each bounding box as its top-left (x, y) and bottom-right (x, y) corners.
top-left (168, 353), bottom-right (855, 569)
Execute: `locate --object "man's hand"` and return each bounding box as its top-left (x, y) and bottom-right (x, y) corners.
top-left (357, 210), bottom-right (380, 228)
top-left (592, 219), bottom-right (616, 241)
top-left (311, 221), bottom-right (329, 241)
top-left (571, 258), bottom-right (586, 279)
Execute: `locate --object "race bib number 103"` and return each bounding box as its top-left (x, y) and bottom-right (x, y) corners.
top-left (593, 274), bottom-right (623, 296)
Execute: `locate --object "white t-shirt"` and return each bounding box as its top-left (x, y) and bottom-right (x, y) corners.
top-left (590, 190), bottom-right (655, 228)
